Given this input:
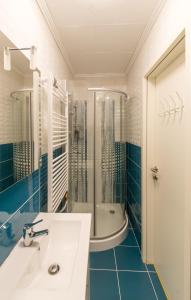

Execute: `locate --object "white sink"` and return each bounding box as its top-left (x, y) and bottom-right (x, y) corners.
top-left (0, 213), bottom-right (91, 300)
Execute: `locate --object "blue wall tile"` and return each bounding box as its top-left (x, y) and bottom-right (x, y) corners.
top-left (0, 154), bottom-right (40, 265)
top-left (0, 170), bottom-right (39, 219)
top-left (128, 160), bottom-right (141, 186)
top-left (0, 176), bottom-right (14, 192)
top-left (40, 153), bottom-right (48, 212)
top-left (40, 147), bottom-right (65, 212)
top-left (0, 190), bottom-right (40, 264)
top-left (0, 160), bottom-right (13, 179)
top-left (114, 142), bottom-right (126, 205)
top-left (126, 142), bottom-right (141, 248)
top-left (127, 143), bottom-right (141, 167)
top-left (0, 143), bottom-right (14, 191)
top-left (53, 147), bottom-right (63, 159)
top-left (0, 143), bottom-right (13, 162)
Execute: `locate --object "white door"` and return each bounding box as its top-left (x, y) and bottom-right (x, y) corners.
top-left (152, 50), bottom-right (187, 299)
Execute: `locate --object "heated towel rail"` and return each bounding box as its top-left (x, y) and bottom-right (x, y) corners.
top-left (47, 74), bottom-right (68, 212)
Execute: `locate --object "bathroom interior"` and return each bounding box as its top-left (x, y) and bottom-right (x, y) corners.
top-left (0, 0), bottom-right (190, 299)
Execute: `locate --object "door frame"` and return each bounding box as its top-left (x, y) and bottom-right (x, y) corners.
top-left (142, 29), bottom-right (191, 298)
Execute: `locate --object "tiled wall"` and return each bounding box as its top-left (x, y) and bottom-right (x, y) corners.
top-left (0, 170), bottom-right (40, 264)
top-left (0, 37), bottom-right (28, 191)
top-left (40, 153), bottom-right (48, 212)
top-left (0, 0), bottom-right (73, 266)
top-left (115, 142), bottom-right (121, 203)
top-left (126, 142), bottom-right (141, 247)
top-left (115, 142), bottom-right (127, 205)
top-left (0, 40), bottom-right (41, 264)
top-left (0, 54), bottom-right (25, 146)
top-left (0, 143), bottom-right (14, 191)
top-left (0, 139), bottom-right (66, 265)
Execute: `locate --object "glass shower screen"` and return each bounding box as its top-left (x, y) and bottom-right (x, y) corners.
top-left (69, 89), bottom-right (127, 239)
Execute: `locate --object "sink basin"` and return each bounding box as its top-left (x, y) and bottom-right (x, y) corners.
top-left (0, 213), bottom-right (91, 300)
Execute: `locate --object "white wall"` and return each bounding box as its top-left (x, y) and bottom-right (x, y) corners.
top-left (71, 77), bottom-right (127, 101)
top-left (0, 0), bottom-right (73, 79)
top-left (81, 77), bottom-right (128, 93)
top-left (126, 0), bottom-right (189, 146)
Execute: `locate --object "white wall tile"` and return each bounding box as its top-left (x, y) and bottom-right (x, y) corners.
top-left (0, 56), bottom-right (24, 144)
top-left (0, 1), bottom-right (73, 150)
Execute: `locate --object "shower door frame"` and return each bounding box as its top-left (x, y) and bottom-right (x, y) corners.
top-left (89, 88), bottom-right (127, 240)
top-left (93, 91), bottom-right (96, 236)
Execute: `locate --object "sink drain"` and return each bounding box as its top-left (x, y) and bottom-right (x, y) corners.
top-left (48, 263), bottom-right (60, 275)
top-left (109, 209), bottom-right (115, 214)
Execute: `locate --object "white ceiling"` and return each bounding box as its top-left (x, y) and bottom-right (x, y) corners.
top-left (45, 0), bottom-right (162, 76)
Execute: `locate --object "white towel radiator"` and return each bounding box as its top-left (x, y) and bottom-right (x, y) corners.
top-left (47, 74), bottom-right (68, 212)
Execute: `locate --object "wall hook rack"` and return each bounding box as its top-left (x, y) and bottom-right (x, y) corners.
top-left (175, 91), bottom-right (184, 112)
top-left (158, 92), bottom-right (184, 118)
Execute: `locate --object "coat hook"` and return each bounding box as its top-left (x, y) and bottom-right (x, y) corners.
top-left (169, 95), bottom-right (176, 114)
top-left (175, 91), bottom-right (184, 112)
top-left (164, 97), bottom-right (171, 116)
top-left (158, 99), bottom-right (165, 117)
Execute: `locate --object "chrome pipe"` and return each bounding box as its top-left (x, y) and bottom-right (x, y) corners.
top-left (10, 89), bottom-right (32, 99)
top-left (88, 87), bottom-right (128, 98)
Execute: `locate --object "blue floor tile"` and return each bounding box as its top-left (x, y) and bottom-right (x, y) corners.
top-left (90, 270), bottom-right (120, 300)
top-left (118, 271), bottom-right (157, 300)
top-left (120, 229), bottom-right (138, 246)
top-left (147, 264), bottom-right (156, 272)
top-left (90, 249), bottom-right (115, 269)
top-left (150, 272), bottom-right (167, 299)
top-left (90, 225), bottom-right (167, 300)
top-left (128, 221), bottom-right (132, 229)
top-left (115, 246), bottom-right (146, 271)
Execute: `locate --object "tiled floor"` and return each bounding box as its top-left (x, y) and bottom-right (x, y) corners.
top-left (89, 223), bottom-right (167, 300)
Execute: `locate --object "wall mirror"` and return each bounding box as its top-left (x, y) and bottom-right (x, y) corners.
top-left (0, 31), bottom-right (39, 194)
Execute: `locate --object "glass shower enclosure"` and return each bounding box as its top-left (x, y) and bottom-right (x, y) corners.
top-left (69, 88), bottom-right (127, 240)
top-left (11, 90), bottom-right (34, 182)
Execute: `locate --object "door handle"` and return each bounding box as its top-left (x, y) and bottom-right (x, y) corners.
top-left (151, 166), bottom-right (159, 173)
top-left (152, 174), bottom-right (158, 180)
top-left (151, 166), bottom-right (159, 180)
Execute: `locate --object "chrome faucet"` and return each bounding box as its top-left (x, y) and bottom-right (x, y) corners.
top-left (23, 219), bottom-right (48, 247)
